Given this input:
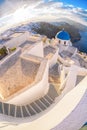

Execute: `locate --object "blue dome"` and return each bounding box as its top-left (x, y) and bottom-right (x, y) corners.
top-left (56, 30), bottom-right (70, 40)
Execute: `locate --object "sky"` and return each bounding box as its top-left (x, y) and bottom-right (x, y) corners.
top-left (55, 0), bottom-right (87, 9)
top-left (0, 0), bottom-right (87, 32)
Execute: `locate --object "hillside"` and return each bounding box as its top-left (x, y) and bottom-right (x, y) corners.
top-left (1, 20), bottom-right (83, 43)
top-left (31, 22), bottom-right (81, 43)
top-left (52, 18), bottom-right (87, 31)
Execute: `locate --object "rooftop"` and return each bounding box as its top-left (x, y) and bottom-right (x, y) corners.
top-left (73, 54), bottom-right (87, 69)
top-left (0, 57), bottom-right (40, 100)
top-left (56, 29), bottom-right (70, 40)
top-left (59, 50), bottom-right (73, 58)
top-left (10, 32), bottom-right (23, 38)
top-left (49, 63), bottom-right (61, 85)
top-left (44, 45), bottom-right (57, 58)
top-left (49, 63), bottom-right (60, 77)
top-left (75, 75), bottom-right (85, 86)
top-left (0, 38), bottom-right (11, 44)
top-left (0, 84), bottom-right (58, 120)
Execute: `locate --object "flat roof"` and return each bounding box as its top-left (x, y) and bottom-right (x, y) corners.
top-left (44, 45), bottom-right (57, 58)
top-left (0, 38), bottom-right (11, 44)
top-left (59, 50), bottom-right (73, 58)
top-left (0, 57), bottom-right (40, 100)
top-left (10, 32), bottom-right (23, 38)
top-left (49, 63), bottom-right (60, 77)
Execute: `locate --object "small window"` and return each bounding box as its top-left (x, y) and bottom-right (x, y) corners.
top-left (64, 41), bottom-right (66, 45)
top-left (59, 40), bottom-right (61, 44)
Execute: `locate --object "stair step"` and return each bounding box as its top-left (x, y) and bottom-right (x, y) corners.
top-left (48, 85), bottom-right (58, 100)
top-left (35, 100), bottom-right (46, 110)
top-left (30, 103), bottom-right (41, 113)
top-left (0, 102), bottom-right (3, 114)
top-left (45, 95), bottom-right (54, 103)
top-left (40, 98), bottom-right (50, 107)
top-left (25, 106), bottom-right (31, 116)
top-left (29, 104), bottom-right (37, 114)
top-left (16, 106), bottom-right (22, 118)
top-left (14, 106), bottom-right (17, 117)
top-left (2, 103), bottom-right (5, 114)
top-left (43, 97), bottom-right (51, 105)
top-left (34, 102), bottom-right (43, 112)
top-left (10, 104), bottom-right (16, 117)
top-left (3, 103), bottom-right (9, 115)
top-left (46, 94), bottom-right (54, 102)
top-left (39, 99), bottom-right (48, 108)
top-left (22, 106), bottom-right (30, 117)
top-left (0, 85), bottom-right (58, 118)
top-left (26, 105), bottom-right (36, 116)
top-left (7, 103), bottom-right (10, 116)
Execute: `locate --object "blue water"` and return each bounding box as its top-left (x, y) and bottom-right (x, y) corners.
top-left (83, 122), bottom-right (87, 126)
top-left (73, 31), bottom-right (87, 53)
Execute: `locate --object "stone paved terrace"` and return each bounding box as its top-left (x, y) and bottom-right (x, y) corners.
top-left (59, 50), bottom-right (73, 59)
top-left (44, 45), bottom-right (56, 57)
top-left (0, 58), bottom-right (40, 100)
top-left (19, 40), bottom-right (36, 48)
top-left (49, 63), bottom-right (61, 87)
top-left (0, 84), bottom-right (58, 123)
top-left (49, 63), bottom-right (60, 77)
top-left (75, 75), bottom-right (85, 86)
top-left (0, 38), bottom-right (11, 44)
top-left (75, 54), bottom-right (87, 68)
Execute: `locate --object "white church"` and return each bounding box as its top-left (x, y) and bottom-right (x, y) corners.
top-left (0, 28), bottom-right (87, 130)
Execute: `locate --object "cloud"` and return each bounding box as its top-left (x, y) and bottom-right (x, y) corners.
top-left (35, 1), bottom-right (63, 9)
top-left (34, 1), bottom-right (87, 25)
top-left (0, 0), bottom-right (87, 32)
top-left (0, 0), bottom-right (42, 17)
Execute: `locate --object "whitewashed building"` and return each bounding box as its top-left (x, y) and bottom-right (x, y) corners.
top-left (0, 30), bottom-right (87, 130)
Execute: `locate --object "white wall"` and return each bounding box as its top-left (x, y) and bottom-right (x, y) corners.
top-left (28, 42), bottom-right (44, 58)
top-left (58, 44), bottom-right (68, 53)
top-left (52, 77), bottom-right (87, 130)
top-left (49, 49), bottom-right (58, 68)
top-left (56, 38), bottom-right (70, 46)
top-left (2, 75), bottom-right (87, 130)
top-left (0, 48), bottom-right (21, 76)
top-left (62, 66), bottom-right (78, 96)
top-left (24, 76), bottom-right (87, 130)
top-left (64, 65), bottom-right (87, 76)
top-left (5, 32), bottom-right (29, 48)
top-left (7, 61), bottom-right (49, 105)
top-left (0, 69), bottom-right (87, 130)
top-left (68, 46), bottom-right (77, 57)
top-left (58, 54), bottom-right (72, 66)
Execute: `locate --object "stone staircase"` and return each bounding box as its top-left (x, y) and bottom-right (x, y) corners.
top-left (0, 85), bottom-right (58, 118)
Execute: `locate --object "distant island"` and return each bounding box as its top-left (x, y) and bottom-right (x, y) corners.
top-left (31, 22), bottom-right (81, 43)
top-left (1, 19), bottom-right (87, 53)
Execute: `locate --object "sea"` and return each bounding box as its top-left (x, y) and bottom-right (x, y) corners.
top-left (73, 31), bottom-right (87, 53)
top-left (0, 28), bottom-right (87, 53)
